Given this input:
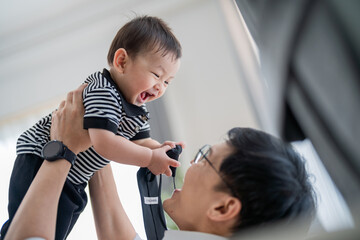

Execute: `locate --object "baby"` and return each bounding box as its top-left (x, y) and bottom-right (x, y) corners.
top-left (1, 15), bottom-right (182, 240)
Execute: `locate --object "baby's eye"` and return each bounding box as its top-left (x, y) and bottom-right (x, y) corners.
top-left (164, 81), bottom-right (169, 85)
top-left (152, 72), bottom-right (159, 78)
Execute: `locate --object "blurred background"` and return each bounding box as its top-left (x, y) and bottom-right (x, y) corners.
top-left (0, 0), bottom-right (358, 239)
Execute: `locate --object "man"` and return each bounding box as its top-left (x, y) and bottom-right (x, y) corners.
top-left (90, 128), bottom-right (316, 239)
top-left (4, 85), bottom-right (315, 240)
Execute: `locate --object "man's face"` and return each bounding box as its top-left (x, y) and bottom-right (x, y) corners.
top-left (163, 142), bottom-right (233, 231)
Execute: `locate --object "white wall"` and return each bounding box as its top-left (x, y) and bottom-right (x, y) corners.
top-left (0, 0), bottom-right (257, 239)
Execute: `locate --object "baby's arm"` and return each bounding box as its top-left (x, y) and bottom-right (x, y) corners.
top-left (133, 138), bottom-right (184, 175)
top-left (133, 138), bottom-right (185, 150)
top-left (89, 128), bottom-right (151, 167)
top-left (132, 138), bottom-right (162, 149)
top-left (89, 129), bottom-right (180, 176)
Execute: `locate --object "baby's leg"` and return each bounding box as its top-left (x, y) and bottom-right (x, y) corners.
top-left (55, 180), bottom-right (88, 239)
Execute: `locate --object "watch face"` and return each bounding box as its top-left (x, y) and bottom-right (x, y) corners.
top-left (43, 141), bottom-right (63, 160)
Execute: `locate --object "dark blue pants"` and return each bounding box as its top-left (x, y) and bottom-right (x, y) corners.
top-left (1, 154), bottom-right (87, 240)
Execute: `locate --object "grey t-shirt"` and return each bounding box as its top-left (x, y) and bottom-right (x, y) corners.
top-left (134, 230), bottom-right (228, 240)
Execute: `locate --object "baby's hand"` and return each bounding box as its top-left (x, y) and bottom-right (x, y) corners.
top-left (148, 145), bottom-right (181, 176)
top-left (160, 141), bottom-right (186, 149)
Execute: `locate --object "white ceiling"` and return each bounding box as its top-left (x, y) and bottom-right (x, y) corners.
top-left (0, 0), bottom-right (258, 143)
top-left (0, 0), bottom-right (207, 120)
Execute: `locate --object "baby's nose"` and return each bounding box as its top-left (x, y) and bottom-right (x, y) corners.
top-left (154, 83), bottom-right (162, 91)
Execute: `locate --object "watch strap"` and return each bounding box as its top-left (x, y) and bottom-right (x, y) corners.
top-left (62, 145), bottom-right (77, 166)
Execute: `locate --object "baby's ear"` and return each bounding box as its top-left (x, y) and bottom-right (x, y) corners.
top-left (113, 48), bottom-right (128, 73)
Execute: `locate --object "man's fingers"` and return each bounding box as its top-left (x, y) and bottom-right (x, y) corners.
top-left (58, 100), bottom-right (65, 110)
top-left (77, 83), bottom-right (87, 93)
top-left (66, 91), bottom-right (74, 104)
top-left (73, 84), bottom-right (87, 104)
top-left (51, 110), bottom-right (58, 122)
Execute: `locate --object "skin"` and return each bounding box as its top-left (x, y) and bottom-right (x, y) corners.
top-left (110, 48), bottom-right (181, 106)
top-left (89, 164), bottom-right (137, 240)
top-left (88, 48), bottom-right (182, 177)
top-left (5, 84), bottom-right (92, 240)
top-left (89, 143), bottom-right (241, 240)
top-left (5, 86), bottom-right (240, 239)
top-left (162, 142), bottom-right (241, 236)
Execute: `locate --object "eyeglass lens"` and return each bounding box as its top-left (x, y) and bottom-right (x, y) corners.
top-left (194, 145), bottom-right (210, 163)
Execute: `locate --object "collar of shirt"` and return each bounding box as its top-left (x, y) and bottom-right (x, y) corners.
top-left (102, 68), bottom-right (149, 118)
top-left (163, 230), bottom-right (228, 240)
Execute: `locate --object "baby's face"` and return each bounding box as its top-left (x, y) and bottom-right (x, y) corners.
top-left (121, 50), bottom-right (181, 106)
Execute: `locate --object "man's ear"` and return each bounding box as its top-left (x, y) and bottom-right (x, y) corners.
top-left (207, 196), bottom-right (241, 222)
top-left (113, 48), bottom-right (128, 73)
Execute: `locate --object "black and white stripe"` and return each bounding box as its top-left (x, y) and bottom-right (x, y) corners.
top-left (17, 69), bottom-right (150, 185)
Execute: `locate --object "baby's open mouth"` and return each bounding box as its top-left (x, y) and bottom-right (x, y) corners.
top-left (140, 92), bottom-right (154, 102)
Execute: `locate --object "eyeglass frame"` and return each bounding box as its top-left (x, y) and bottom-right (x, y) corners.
top-left (193, 144), bottom-right (238, 198)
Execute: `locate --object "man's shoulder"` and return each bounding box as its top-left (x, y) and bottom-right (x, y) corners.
top-left (163, 230), bottom-right (228, 240)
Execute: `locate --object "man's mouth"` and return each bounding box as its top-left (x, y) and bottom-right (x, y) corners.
top-left (170, 188), bottom-right (181, 197)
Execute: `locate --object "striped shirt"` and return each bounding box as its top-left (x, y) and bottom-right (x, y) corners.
top-left (17, 69), bottom-right (150, 185)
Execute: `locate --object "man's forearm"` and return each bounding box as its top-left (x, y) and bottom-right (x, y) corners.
top-left (5, 160), bottom-right (71, 240)
top-left (5, 83), bottom-right (91, 240)
top-left (89, 164), bottom-right (136, 240)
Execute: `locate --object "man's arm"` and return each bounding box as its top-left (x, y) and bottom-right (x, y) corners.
top-left (89, 164), bottom-right (137, 240)
top-left (5, 160), bottom-right (72, 240)
top-left (5, 84), bottom-right (91, 240)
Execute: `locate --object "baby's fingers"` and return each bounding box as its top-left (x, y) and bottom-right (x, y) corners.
top-left (164, 168), bottom-right (172, 177)
top-left (162, 141), bottom-right (176, 149)
top-left (168, 159), bottom-right (180, 168)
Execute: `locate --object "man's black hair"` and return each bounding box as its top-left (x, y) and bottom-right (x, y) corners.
top-left (218, 127), bottom-right (316, 232)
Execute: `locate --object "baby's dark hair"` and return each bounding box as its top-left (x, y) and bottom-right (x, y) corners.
top-left (218, 127), bottom-right (316, 233)
top-left (107, 15), bottom-right (182, 65)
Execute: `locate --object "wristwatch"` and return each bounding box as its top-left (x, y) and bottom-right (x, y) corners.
top-left (42, 140), bottom-right (76, 166)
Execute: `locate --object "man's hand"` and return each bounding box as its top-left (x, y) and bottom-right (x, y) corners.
top-left (51, 84), bottom-right (91, 154)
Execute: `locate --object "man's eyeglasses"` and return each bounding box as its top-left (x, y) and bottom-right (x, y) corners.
top-left (193, 144), bottom-right (238, 198)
